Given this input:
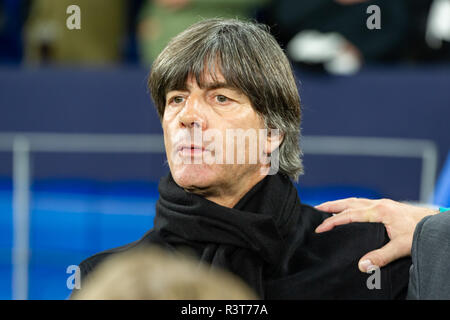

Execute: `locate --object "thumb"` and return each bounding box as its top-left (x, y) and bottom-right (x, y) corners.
top-left (357, 240), bottom-right (407, 273)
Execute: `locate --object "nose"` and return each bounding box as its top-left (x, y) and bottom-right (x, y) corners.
top-left (178, 95), bottom-right (206, 130)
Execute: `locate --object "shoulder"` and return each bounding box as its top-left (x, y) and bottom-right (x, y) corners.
top-left (69, 239), bottom-right (144, 299)
top-left (77, 234), bottom-right (152, 287)
top-left (281, 202), bottom-right (389, 274)
top-left (409, 211), bottom-right (450, 299)
top-left (298, 203), bottom-right (387, 245)
top-left (79, 244), bottom-right (134, 280)
top-left (415, 211), bottom-right (450, 243)
top-left (297, 203), bottom-right (388, 256)
top-left (70, 229), bottom-right (171, 298)
top-left (412, 211), bottom-right (450, 266)
top-left (269, 203), bottom-right (411, 299)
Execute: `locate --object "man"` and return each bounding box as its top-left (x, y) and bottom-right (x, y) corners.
top-left (72, 18), bottom-right (411, 299)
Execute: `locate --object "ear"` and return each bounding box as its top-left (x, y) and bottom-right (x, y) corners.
top-left (264, 129), bottom-right (284, 155)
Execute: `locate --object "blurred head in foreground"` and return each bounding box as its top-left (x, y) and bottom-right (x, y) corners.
top-left (71, 246), bottom-right (258, 300)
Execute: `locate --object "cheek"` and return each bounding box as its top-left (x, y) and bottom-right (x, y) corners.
top-left (162, 106), bottom-right (179, 132)
top-left (227, 107), bottom-right (263, 130)
top-left (162, 120), bottom-right (175, 159)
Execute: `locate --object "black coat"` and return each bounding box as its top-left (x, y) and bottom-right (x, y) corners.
top-left (75, 205), bottom-right (410, 299)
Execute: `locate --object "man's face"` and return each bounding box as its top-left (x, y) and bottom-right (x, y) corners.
top-left (162, 71), bottom-right (269, 203)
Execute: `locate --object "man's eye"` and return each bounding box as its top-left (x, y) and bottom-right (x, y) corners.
top-left (171, 96), bottom-right (184, 104)
top-left (215, 95), bottom-right (229, 103)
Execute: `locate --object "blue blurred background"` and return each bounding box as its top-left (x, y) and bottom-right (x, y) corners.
top-left (0, 0), bottom-right (449, 299)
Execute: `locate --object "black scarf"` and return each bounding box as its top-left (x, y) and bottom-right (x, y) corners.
top-left (147, 172), bottom-right (301, 298)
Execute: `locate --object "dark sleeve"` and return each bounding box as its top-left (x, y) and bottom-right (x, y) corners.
top-left (407, 212), bottom-right (450, 299)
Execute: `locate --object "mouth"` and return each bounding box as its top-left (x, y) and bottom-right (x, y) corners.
top-left (177, 144), bottom-right (210, 157)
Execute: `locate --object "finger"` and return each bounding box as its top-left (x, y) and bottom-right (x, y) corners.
top-left (315, 197), bottom-right (367, 213)
top-left (358, 240), bottom-right (407, 273)
top-left (315, 207), bottom-right (380, 233)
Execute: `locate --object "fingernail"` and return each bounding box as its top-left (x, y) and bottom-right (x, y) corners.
top-left (314, 224), bottom-right (325, 233)
top-left (367, 265), bottom-right (379, 273)
top-left (359, 259), bottom-right (376, 273)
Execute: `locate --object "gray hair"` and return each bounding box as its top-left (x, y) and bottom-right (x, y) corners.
top-left (148, 18), bottom-right (303, 181)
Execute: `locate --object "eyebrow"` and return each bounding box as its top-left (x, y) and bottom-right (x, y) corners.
top-left (166, 80), bottom-right (242, 96)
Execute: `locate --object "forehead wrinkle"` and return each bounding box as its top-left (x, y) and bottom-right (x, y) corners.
top-left (198, 81), bottom-right (239, 92)
top-left (184, 70), bottom-right (242, 93)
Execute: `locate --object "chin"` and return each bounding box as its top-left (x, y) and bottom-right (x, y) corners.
top-left (171, 164), bottom-right (219, 190)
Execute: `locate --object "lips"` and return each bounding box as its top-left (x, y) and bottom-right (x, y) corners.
top-left (177, 144), bottom-right (205, 152)
top-left (176, 143), bottom-right (213, 158)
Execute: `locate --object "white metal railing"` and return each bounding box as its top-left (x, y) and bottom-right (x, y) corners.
top-left (0, 132), bottom-right (439, 299)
